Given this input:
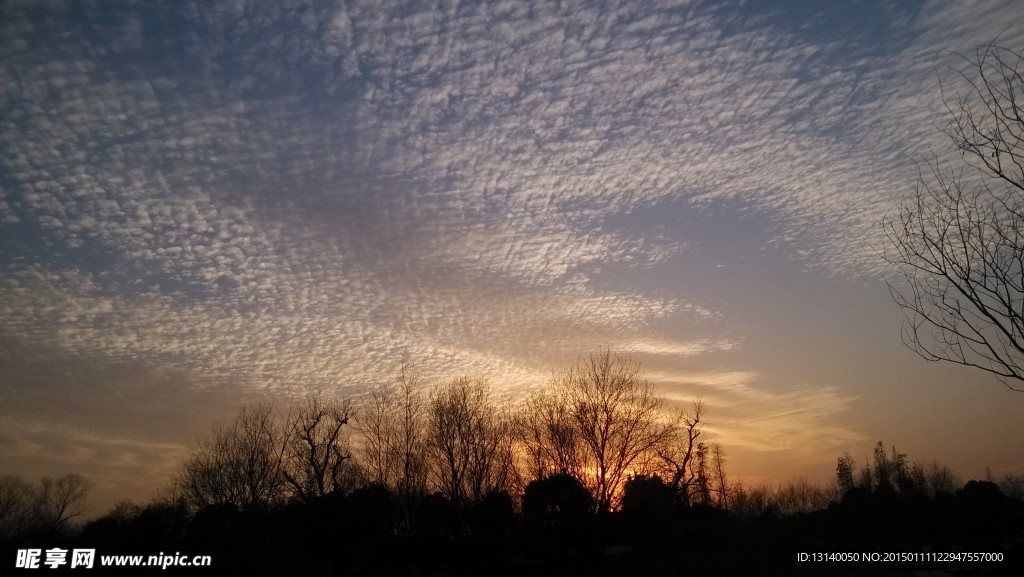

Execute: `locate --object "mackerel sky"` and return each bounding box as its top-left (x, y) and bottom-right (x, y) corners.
top-left (2, 0), bottom-right (1023, 510)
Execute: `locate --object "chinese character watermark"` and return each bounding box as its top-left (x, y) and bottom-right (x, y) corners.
top-left (15, 548), bottom-right (96, 570)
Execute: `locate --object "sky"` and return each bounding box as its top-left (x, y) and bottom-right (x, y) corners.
top-left (2, 0), bottom-right (1024, 513)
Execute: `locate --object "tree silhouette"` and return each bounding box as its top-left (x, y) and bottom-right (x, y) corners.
top-left (521, 472), bottom-right (594, 558)
top-left (36, 474), bottom-right (92, 532)
top-left (555, 350), bottom-right (674, 511)
top-left (522, 472), bottom-right (594, 526)
top-left (620, 474), bottom-right (675, 545)
top-left (836, 452), bottom-right (856, 495)
top-left (355, 369), bottom-right (430, 536)
top-left (885, 43), bottom-right (1024, 391)
top-left (655, 400), bottom-right (707, 505)
top-left (427, 376), bottom-right (515, 505)
top-left (177, 403), bottom-right (285, 511)
top-left (282, 393), bottom-right (354, 503)
top-left (0, 474), bottom-right (92, 539)
top-left (515, 389), bottom-right (584, 482)
top-left (0, 475), bottom-right (35, 539)
top-left (355, 369), bottom-right (429, 501)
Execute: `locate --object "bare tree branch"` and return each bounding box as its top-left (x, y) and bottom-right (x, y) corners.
top-left (282, 393), bottom-right (354, 503)
top-left (556, 350), bottom-right (675, 512)
top-left (885, 42), bottom-right (1024, 392)
top-left (36, 474), bottom-right (92, 531)
top-left (177, 403), bottom-right (286, 511)
top-left (427, 376), bottom-right (514, 505)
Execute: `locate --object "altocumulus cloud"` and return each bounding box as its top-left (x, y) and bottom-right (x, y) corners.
top-left (2, 0), bottom-right (1022, 502)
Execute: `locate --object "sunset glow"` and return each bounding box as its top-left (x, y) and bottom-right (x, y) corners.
top-left (2, 0), bottom-right (1023, 515)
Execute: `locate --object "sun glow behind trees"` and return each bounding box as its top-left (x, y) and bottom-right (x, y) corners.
top-left (173, 351), bottom-right (722, 514)
top-left (7, 354), bottom-right (1023, 575)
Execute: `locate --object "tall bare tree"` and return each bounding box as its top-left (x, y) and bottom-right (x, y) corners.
top-left (178, 403), bottom-right (285, 511)
top-left (282, 393), bottom-right (354, 503)
top-left (0, 475), bottom-right (35, 538)
top-left (515, 389), bottom-right (584, 482)
top-left (772, 477), bottom-right (832, 516)
top-left (35, 474), bottom-right (92, 531)
top-left (353, 369), bottom-right (430, 535)
top-left (355, 368), bottom-right (428, 497)
top-left (556, 350), bottom-right (674, 511)
top-left (711, 443), bottom-right (729, 508)
top-left (427, 376), bottom-right (515, 504)
top-left (690, 441), bottom-right (711, 505)
top-left (655, 399), bottom-right (706, 505)
top-left (1, 474), bottom-right (92, 537)
top-left (884, 43), bottom-right (1024, 392)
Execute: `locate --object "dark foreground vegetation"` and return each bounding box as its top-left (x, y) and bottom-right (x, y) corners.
top-left (4, 353), bottom-right (1024, 575)
top-left (4, 469), bottom-right (1023, 575)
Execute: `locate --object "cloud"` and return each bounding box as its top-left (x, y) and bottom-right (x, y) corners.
top-left (650, 366), bottom-right (864, 456)
top-left (5, 0), bottom-right (1019, 376)
top-left (619, 336), bottom-right (735, 358)
top-left (2, 0), bottom-right (1021, 503)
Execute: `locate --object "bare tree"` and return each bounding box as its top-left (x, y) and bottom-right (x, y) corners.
top-left (354, 369), bottom-right (430, 535)
top-left (0, 475), bottom-right (36, 538)
top-left (357, 382), bottom-right (399, 488)
top-left (925, 460), bottom-right (962, 496)
top-left (711, 443), bottom-right (729, 508)
top-left (426, 376), bottom-right (514, 504)
top-left (556, 350), bottom-right (674, 511)
top-left (178, 403), bottom-right (285, 511)
top-left (729, 481), bottom-right (773, 519)
top-left (772, 477), bottom-right (831, 516)
top-left (690, 441), bottom-right (711, 506)
top-left (355, 368), bottom-right (428, 498)
top-left (655, 399), bottom-right (706, 505)
top-left (35, 474), bottom-right (92, 531)
top-left (282, 393), bottom-right (354, 503)
top-left (873, 441), bottom-right (894, 490)
top-left (515, 389), bottom-right (584, 482)
top-left (1, 474), bottom-right (93, 536)
top-left (884, 43), bottom-right (1024, 391)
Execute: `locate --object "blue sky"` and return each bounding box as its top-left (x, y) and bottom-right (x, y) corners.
top-left (2, 0), bottom-right (1023, 510)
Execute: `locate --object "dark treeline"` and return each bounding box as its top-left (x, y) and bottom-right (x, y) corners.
top-left (3, 352), bottom-right (1024, 575)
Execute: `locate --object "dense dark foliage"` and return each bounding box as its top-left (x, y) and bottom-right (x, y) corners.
top-left (5, 465), bottom-right (1023, 575)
